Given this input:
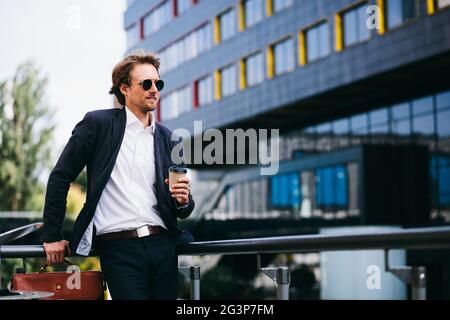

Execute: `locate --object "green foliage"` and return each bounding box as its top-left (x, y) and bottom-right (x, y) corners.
top-left (0, 61), bottom-right (55, 211)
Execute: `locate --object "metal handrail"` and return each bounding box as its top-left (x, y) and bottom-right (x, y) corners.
top-left (1, 225), bottom-right (450, 300)
top-left (1, 226), bottom-right (450, 258)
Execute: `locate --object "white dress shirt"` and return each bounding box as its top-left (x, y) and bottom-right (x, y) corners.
top-left (93, 106), bottom-right (167, 235)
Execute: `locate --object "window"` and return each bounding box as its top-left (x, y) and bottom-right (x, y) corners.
top-left (158, 23), bottom-right (212, 74)
top-left (431, 155), bottom-right (450, 208)
top-left (342, 3), bottom-right (370, 47)
top-left (351, 113), bottom-right (369, 134)
top-left (412, 96), bottom-right (433, 115)
top-left (246, 52), bottom-right (264, 87)
top-left (370, 108), bottom-right (389, 134)
top-left (437, 109), bottom-right (450, 137)
top-left (333, 119), bottom-right (350, 135)
top-left (126, 24), bottom-right (139, 48)
top-left (244, 0), bottom-right (264, 28)
top-left (197, 23), bottom-right (213, 54)
top-left (306, 22), bottom-right (330, 62)
top-left (385, 0), bottom-right (417, 30)
top-left (160, 85), bottom-right (193, 121)
top-left (273, 0), bottom-right (293, 12)
top-left (198, 75), bottom-right (213, 107)
top-left (436, 0), bottom-right (450, 9)
top-left (436, 90), bottom-right (450, 110)
top-left (274, 38), bottom-right (294, 75)
top-left (315, 165), bottom-right (348, 210)
top-left (143, 1), bottom-right (171, 37)
top-left (221, 64), bottom-right (238, 97)
top-left (219, 9), bottom-right (237, 41)
top-left (271, 173), bottom-right (300, 209)
top-left (177, 0), bottom-right (191, 15)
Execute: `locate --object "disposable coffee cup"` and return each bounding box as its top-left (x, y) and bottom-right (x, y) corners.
top-left (168, 166), bottom-right (187, 189)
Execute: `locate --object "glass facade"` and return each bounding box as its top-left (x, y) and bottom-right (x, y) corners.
top-left (244, 0), bottom-right (264, 28)
top-left (220, 9), bottom-right (237, 42)
top-left (306, 22), bottom-right (330, 62)
top-left (126, 23), bottom-right (139, 49)
top-left (177, 0), bottom-right (191, 15)
top-left (437, 0), bottom-right (450, 9)
top-left (221, 64), bottom-right (238, 97)
top-left (160, 85), bottom-right (193, 121)
top-left (246, 51), bottom-right (264, 87)
top-left (273, 0), bottom-right (293, 13)
top-left (274, 38), bottom-right (295, 75)
top-left (143, 1), bottom-right (171, 38)
top-left (386, 0), bottom-right (418, 29)
top-left (158, 22), bottom-right (212, 74)
top-left (198, 75), bottom-right (214, 107)
top-left (343, 3), bottom-right (370, 47)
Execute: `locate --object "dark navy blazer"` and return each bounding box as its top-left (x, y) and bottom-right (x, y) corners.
top-left (41, 107), bottom-right (195, 254)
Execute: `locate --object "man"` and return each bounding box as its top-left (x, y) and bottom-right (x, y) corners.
top-left (41, 51), bottom-right (195, 299)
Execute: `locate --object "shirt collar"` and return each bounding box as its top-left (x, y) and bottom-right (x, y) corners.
top-left (124, 106), bottom-right (156, 134)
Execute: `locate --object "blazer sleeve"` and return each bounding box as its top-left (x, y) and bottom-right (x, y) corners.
top-left (41, 112), bottom-right (96, 243)
top-left (169, 135), bottom-right (195, 220)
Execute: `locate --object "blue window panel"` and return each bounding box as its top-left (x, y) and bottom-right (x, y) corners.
top-left (323, 167), bottom-right (334, 206)
top-left (391, 102), bottom-right (410, 120)
top-left (335, 166), bottom-right (348, 207)
top-left (271, 176), bottom-right (280, 206)
top-left (436, 90), bottom-right (450, 110)
top-left (316, 169), bottom-right (323, 206)
top-left (333, 118), bottom-right (350, 135)
top-left (290, 173), bottom-right (301, 207)
top-left (437, 109), bottom-right (450, 137)
top-left (280, 174), bottom-right (289, 206)
top-left (392, 119), bottom-right (411, 135)
top-left (412, 96), bottom-right (433, 115)
top-left (413, 114), bottom-right (435, 135)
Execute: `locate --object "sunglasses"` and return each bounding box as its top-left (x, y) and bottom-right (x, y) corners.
top-left (133, 79), bottom-right (164, 91)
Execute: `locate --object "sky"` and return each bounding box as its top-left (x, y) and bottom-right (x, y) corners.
top-left (0, 0), bottom-right (126, 158)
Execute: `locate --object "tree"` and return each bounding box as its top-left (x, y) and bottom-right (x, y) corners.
top-left (0, 62), bottom-right (55, 211)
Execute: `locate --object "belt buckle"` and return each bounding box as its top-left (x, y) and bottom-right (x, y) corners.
top-left (136, 225), bottom-right (150, 238)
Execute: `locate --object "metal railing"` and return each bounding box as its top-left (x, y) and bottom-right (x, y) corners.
top-left (1, 226), bottom-right (450, 300)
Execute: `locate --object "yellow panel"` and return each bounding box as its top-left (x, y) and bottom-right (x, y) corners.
top-left (376, 0), bottom-right (385, 35)
top-left (238, 1), bottom-right (245, 32)
top-left (335, 13), bottom-right (343, 52)
top-left (427, 0), bottom-right (436, 15)
top-left (266, 46), bottom-right (274, 79)
top-left (214, 16), bottom-right (221, 44)
top-left (298, 31), bottom-right (306, 66)
top-left (266, 0), bottom-right (273, 17)
top-left (239, 59), bottom-right (246, 90)
top-left (214, 70), bottom-right (221, 101)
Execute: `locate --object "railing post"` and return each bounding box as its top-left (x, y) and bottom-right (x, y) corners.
top-left (178, 265), bottom-right (201, 300)
top-left (411, 267), bottom-right (427, 300)
top-left (258, 255), bottom-right (290, 300)
top-left (384, 250), bottom-right (427, 300)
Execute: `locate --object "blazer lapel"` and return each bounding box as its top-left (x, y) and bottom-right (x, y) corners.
top-left (154, 123), bottom-right (170, 204)
top-left (95, 107), bottom-right (126, 193)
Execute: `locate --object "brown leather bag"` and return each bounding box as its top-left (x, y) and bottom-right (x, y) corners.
top-left (11, 260), bottom-right (105, 300)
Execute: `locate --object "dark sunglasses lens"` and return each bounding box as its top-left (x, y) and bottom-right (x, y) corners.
top-left (155, 80), bottom-right (164, 91)
top-left (142, 79), bottom-right (153, 90)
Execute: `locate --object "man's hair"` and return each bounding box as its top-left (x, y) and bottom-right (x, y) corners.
top-left (109, 50), bottom-right (160, 106)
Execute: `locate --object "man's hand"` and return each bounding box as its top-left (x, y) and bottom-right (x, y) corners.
top-left (43, 240), bottom-right (70, 266)
top-left (165, 177), bottom-right (190, 205)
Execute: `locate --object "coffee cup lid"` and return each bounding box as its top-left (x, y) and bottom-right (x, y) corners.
top-left (169, 166), bottom-right (187, 174)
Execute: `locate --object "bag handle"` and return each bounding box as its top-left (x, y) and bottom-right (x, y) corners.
top-left (39, 258), bottom-right (76, 273)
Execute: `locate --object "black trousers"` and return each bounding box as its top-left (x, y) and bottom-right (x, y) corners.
top-left (97, 233), bottom-right (178, 300)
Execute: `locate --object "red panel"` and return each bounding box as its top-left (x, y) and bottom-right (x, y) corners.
top-left (156, 101), bottom-right (161, 122)
top-left (139, 17), bottom-right (144, 39)
top-left (173, 0), bottom-right (178, 17)
top-left (193, 81), bottom-right (199, 109)
top-left (192, 0), bottom-right (198, 4)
